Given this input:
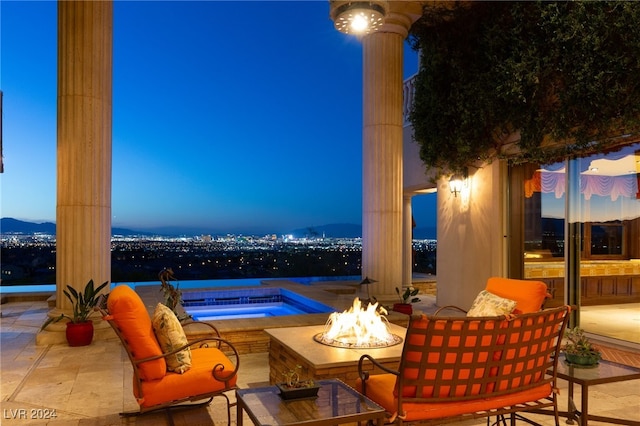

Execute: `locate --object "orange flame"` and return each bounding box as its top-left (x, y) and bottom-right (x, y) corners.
top-left (321, 298), bottom-right (397, 347)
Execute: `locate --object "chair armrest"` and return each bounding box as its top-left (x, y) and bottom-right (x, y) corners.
top-left (189, 335), bottom-right (240, 381)
top-left (433, 305), bottom-right (468, 316)
top-left (358, 354), bottom-right (399, 395)
top-left (141, 336), bottom-right (238, 362)
top-left (95, 294), bottom-right (109, 316)
top-left (181, 319), bottom-right (220, 332)
top-left (182, 320), bottom-right (223, 340)
top-left (133, 335), bottom-right (241, 381)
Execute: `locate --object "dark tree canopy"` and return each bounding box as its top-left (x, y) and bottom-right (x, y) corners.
top-left (408, 1), bottom-right (640, 175)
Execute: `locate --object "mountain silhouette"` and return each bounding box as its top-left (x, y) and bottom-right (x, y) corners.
top-left (1, 218), bottom-right (365, 238)
top-left (1, 218), bottom-right (57, 234)
top-left (0, 218), bottom-right (149, 237)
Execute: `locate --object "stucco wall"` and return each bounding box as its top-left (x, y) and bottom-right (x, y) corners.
top-left (401, 124), bottom-right (507, 308)
top-left (403, 125), bottom-right (437, 192)
top-left (435, 161), bottom-right (507, 308)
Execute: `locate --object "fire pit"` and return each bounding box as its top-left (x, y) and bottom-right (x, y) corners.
top-left (313, 298), bottom-right (402, 348)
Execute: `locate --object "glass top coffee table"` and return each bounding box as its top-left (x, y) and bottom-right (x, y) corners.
top-left (236, 379), bottom-right (386, 426)
top-left (555, 357), bottom-right (640, 426)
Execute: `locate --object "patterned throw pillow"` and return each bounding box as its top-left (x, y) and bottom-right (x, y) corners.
top-left (467, 290), bottom-right (518, 317)
top-left (151, 303), bottom-right (192, 374)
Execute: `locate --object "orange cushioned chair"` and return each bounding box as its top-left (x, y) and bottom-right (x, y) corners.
top-left (357, 305), bottom-right (570, 426)
top-left (485, 277), bottom-right (551, 314)
top-left (436, 277), bottom-right (551, 316)
top-left (100, 285), bottom-right (239, 423)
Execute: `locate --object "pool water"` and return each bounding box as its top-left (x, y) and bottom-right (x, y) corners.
top-left (1, 278), bottom-right (341, 321)
top-left (183, 287), bottom-right (334, 320)
top-left (186, 303), bottom-right (311, 320)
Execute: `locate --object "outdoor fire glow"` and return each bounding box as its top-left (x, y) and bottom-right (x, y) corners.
top-left (314, 298), bottom-right (402, 348)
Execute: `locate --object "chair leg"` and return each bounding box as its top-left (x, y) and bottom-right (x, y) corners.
top-left (489, 415), bottom-right (507, 426)
top-left (554, 397), bottom-right (562, 426)
top-left (510, 413), bottom-right (545, 426)
top-left (213, 390), bottom-right (237, 425)
top-left (120, 397), bottom-right (214, 419)
top-left (165, 408), bottom-right (175, 426)
top-left (220, 392), bottom-right (232, 425)
top-left (120, 392), bottom-right (238, 424)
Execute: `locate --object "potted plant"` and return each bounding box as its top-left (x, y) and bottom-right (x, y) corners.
top-left (393, 286), bottom-right (420, 315)
top-left (276, 365), bottom-right (320, 400)
top-left (562, 327), bottom-right (602, 367)
top-left (41, 279), bottom-right (109, 346)
top-left (158, 267), bottom-right (191, 321)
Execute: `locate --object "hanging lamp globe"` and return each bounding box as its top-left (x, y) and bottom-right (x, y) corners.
top-left (330, 1), bottom-right (388, 35)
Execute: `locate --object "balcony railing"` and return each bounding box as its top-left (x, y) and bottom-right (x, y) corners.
top-left (403, 73), bottom-right (417, 127)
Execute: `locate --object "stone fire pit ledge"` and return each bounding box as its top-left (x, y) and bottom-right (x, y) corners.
top-left (265, 324), bottom-right (406, 387)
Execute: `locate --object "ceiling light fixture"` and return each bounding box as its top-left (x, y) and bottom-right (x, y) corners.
top-left (331, 1), bottom-right (387, 35)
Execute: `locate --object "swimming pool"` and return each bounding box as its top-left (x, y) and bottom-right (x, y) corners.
top-left (182, 287), bottom-right (335, 320)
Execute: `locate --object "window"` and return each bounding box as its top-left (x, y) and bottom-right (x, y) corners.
top-left (584, 221), bottom-right (626, 259)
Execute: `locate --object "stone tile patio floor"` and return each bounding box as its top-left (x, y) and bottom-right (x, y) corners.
top-left (1, 298), bottom-right (639, 425)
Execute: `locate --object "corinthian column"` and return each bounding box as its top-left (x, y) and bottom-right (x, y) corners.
top-left (38, 1), bottom-right (113, 345)
top-left (361, 7), bottom-right (419, 297)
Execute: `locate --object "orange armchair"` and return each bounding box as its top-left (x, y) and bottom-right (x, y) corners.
top-left (100, 285), bottom-right (239, 423)
top-left (357, 306), bottom-right (570, 425)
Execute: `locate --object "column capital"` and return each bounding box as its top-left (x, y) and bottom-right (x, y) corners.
top-left (379, 1), bottom-right (423, 38)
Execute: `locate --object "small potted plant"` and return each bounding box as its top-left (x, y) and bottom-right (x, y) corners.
top-left (276, 365), bottom-right (320, 400)
top-left (41, 279), bottom-right (109, 346)
top-left (562, 327), bottom-right (602, 367)
top-left (393, 286), bottom-right (420, 315)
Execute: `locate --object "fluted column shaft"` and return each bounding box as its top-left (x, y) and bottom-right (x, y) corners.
top-left (361, 19), bottom-right (407, 297)
top-left (402, 194), bottom-right (413, 286)
top-left (56, 0), bottom-right (112, 306)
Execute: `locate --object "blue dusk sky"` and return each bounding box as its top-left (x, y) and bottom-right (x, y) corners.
top-left (1, 0), bottom-right (435, 235)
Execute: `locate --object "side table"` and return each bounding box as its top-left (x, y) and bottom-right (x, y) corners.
top-left (236, 379), bottom-right (386, 426)
top-left (555, 357), bottom-right (640, 426)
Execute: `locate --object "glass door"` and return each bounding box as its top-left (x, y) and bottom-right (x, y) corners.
top-left (517, 142), bottom-right (640, 344)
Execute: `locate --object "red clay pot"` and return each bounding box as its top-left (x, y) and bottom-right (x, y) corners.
top-left (393, 303), bottom-right (413, 315)
top-left (66, 321), bottom-right (94, 347)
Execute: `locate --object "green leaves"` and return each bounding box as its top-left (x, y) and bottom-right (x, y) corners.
top-left (40, 279), bottom-right (109, 330)
top-left (409, 1), bottom-right (640, 174)
top-left (59, 279), bottom-right (109, 323)
top-left (563, 327), bottom-right (602, 360)
top-left (395, 286), bottom-right (420, 304)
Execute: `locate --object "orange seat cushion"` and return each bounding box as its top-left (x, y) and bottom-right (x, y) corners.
top-left (486, 277), bottom-right (548, 314)
top-left (107, 285), bottom-right (166, 380)
top-left (357, 373), bottom-right (552, 421)
top-left (135, 346), bottom-right (238, 408)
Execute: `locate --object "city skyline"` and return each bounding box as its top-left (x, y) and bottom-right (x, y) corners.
top-left (1, 1), bottom-right (435, 236)
top-left (0, 216), bottom-right (439, 240)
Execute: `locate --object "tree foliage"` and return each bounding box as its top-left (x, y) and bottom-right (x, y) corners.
top-left (408, 1), bottom-right (640, 175)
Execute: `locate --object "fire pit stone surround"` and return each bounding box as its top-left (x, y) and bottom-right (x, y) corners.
top-left (266, 323), bottom-right (406, 388)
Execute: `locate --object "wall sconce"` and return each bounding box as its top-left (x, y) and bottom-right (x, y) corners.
top-left (449, 168), bottom-right (468, 197)
top-left (331, 1), bottom-right (388, 35)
